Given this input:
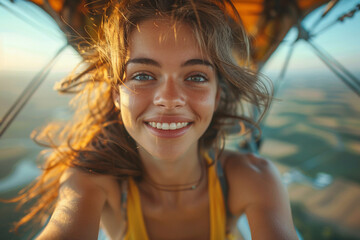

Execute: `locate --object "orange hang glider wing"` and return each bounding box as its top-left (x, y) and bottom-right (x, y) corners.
top-left (27, 0), bottom-right (331, 67)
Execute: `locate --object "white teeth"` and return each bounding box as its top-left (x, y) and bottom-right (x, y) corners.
top-left (169, 123), bottom-right (176, 130)
top-left (148, 122), bottom-right (189, 130)
top-left (162, 123), bottom-right (169, 130)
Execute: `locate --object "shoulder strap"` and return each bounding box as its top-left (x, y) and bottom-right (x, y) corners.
top-left (119, 179), bottom-right (129, 238)
top-left (210, 150), bottom-right (233, 220)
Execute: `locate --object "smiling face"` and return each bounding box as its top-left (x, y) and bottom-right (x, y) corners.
top-left (117, 19), bottom-right (219, 161)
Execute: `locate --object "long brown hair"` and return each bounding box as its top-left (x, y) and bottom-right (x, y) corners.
top-left (7, 0), bottom-right (272, 233)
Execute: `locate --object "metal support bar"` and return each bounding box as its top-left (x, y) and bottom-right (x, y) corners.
top-left (306, 40), bottom-right (360, 96)
top-left (0, 44), bottom-right (68, 137)
top-left (313, 3), bottom-right (360, 36)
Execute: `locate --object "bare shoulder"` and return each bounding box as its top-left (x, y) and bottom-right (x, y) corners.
top-left (221, 150), bottom-right (298, 239)
top-left (58, 167), bottom-right (123, 223)
top-left (59, 167), bottom-right (119, 198)
top-left (36, 168), bottom-right (119, 240)
top-left (221, 150), bottom-right (282, 201)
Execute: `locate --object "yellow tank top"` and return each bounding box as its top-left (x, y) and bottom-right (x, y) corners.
top-left (124, 153), bottom-right (231, 240)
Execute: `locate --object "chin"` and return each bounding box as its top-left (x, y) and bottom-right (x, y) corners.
top-left (140, 143), bottom-right (196, 162)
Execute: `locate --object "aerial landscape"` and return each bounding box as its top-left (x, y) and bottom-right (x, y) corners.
top-left (1, 1), bottom-right (359, 239)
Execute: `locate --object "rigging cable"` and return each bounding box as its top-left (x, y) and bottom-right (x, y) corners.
top-left (0, 44), bottom-right (69, 137)
top-left (310, 0), bottom-right (340, 31)
top-left (306, 40), bottom-right (360, 96)
top-left (313, 3), bottom-right (360, 36)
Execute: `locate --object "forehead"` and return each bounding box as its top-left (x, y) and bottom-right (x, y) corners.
top-left (127, 18), bottom-right (208, 61)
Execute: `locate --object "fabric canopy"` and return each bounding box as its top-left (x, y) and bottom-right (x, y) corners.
top-left (28, 0), bottom-right (331, 66)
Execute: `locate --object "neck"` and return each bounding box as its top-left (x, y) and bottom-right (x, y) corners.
top-left (139, 146), bottom-right (202, 185)
top-left (137, 145), bottom-right (207, 202)
top-left (143, 158), bottom-right (205, 192)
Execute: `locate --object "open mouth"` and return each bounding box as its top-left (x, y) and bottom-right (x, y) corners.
top-left (146, 122), bottom-right (191, 130)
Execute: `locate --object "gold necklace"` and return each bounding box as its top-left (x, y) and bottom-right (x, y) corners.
top-left (143, 158), bottom-right (206, 192)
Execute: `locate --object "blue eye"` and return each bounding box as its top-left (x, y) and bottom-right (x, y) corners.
top-left (132, 73), bottom-right (155, 81)
top-left (186, 74), bottom-right (208, 82)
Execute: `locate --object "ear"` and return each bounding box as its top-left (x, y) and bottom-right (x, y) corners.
top-left (112, 86), bottom-right (120, 109)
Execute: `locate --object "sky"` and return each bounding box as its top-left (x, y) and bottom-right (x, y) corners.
top-left (0, 0), bottom-right (359, 75)
top-left (262, 1), bottom-right (360, 75)
top-left (0, 0), bottom-right (81, 73)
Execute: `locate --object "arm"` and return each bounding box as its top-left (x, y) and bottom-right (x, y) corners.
top-left (36, 168), bottom-right (107, 240)
top-left (225, 152), bottom-right (298, 240)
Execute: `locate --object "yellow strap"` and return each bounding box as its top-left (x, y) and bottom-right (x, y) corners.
top-left (205, 153), bottom-right (227, 240)
top-left (125, 178), bottom-right (149, 240)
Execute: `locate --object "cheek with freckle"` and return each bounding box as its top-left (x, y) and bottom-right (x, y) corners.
top-left (119, 88), bottom-right (135, 129)
top-left (193, 90), bottom-right (217, 109)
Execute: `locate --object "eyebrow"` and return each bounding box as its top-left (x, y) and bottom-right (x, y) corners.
top-left (125, 58), bottom-right (161, 67)
top-left (182, 59), bottom-right (213, 68)
top-left (125, 58), bottom-right (214, 68)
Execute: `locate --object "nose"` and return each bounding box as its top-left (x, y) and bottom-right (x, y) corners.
top-left (153, 78), bottom-right (185, 109)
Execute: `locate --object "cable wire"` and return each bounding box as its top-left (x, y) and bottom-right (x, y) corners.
top-left (307, 40), bottom-right (360, 96)
top-left (0, 44), bottom-right (69, 137)
top-left (313, 3), bottom-right (360, 37)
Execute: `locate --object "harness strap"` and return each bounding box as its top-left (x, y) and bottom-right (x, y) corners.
top-left (210, 150), bottom-right (233, 220)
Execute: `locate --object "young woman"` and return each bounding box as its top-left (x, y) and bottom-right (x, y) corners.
top-left (10, 0), bottom-right (298, 239)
